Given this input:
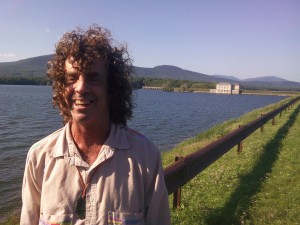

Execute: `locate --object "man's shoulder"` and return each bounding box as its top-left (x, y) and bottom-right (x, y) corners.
top-left (121, 126), bottom-right (163, 173)
top-left (125, 127), bottom-right (147, 139)
top-left (27, 127), bottom-right (65, 161)
top-left (124, 127), bottom-right (150, 143)
top-left (123, 126), bottom-right (160, 155)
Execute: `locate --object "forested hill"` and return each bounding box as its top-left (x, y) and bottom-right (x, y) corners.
top-left (0, 55), bottom-right (51, 77)
top-left (1, 54), bottom-right (300, 91)
top-left (134, 65), bottom-right (231, 83)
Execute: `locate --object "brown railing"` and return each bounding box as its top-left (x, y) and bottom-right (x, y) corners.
top-left (163, 96), bottom-right (300, 208)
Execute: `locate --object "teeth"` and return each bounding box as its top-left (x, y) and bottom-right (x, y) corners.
top-left (74, 100), bottom-right (91, 105)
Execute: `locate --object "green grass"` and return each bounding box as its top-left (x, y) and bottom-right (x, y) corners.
top-left (242, 90), bottom-right (300, 96)
top-left (162, 96), bottom-right (300, 224)
top-left (0, 214), bottom-right (19, 225)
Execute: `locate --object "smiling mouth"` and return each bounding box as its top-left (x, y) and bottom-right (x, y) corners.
top-left (74, 99), bottom-right (93, 106)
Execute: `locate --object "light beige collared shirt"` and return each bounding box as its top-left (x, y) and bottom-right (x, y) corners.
top-left (21, 123), bottom-right (170, 225)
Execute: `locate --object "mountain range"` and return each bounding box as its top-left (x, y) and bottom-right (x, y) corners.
top-left (1, 54), bottom-right (300, 91)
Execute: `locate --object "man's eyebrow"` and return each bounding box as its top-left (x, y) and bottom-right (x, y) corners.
top-left (86, 71), bottom-right (103, 77)
top-left (66, 70), bottom-right (79, 76)
top-left (86, 71), bottom-right (100, 75)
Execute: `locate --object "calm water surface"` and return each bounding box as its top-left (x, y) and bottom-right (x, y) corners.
top-left (0, 85), bottom-right (287, 219)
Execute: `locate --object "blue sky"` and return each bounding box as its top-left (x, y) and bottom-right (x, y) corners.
top-left (0, 0), bottom-right (299, 82)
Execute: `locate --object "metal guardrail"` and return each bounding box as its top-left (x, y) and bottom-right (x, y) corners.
top-left (163, 96), bottom-right (300, 207)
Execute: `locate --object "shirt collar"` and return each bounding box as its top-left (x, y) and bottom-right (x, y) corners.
top-left (104, 123), bottom-right (130, 150)
top-left (52, 122), bottom-right (130, 160)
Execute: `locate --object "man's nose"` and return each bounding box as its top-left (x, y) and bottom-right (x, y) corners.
top-left (75, 76), bottom-right (89, 93)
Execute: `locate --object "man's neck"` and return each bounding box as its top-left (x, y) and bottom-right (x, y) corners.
top-left (70, 120), bottom-right (111, 164)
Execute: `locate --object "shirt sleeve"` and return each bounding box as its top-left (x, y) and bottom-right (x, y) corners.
top-left (144, 152), bottom-right (171, 225)
top-left (20, 153), bottom-right (41, 225)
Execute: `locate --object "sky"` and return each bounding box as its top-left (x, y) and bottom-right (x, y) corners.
top-left (0, 0), bottom-right (299, 82)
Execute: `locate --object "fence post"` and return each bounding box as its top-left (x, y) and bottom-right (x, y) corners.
top-left (260, 114), bottom-right (264, 132)
top-left (173, 156), bottom-right (182, 209)
top-left (237, 125), bottom-right (243, 153)
top-left (272, 117), bottom-right (276, 126)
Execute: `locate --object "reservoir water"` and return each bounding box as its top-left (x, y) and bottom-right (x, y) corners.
top-left (0, 85), bottom-right (287, 219)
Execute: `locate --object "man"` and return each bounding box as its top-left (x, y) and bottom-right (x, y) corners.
top-left (21, 24), bottom-right (171, 225)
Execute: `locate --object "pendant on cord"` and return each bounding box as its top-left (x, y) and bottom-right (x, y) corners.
top-left (75, 166), bottom-right (98, 220)
top-left (76, 193), bottom-right (86, 219)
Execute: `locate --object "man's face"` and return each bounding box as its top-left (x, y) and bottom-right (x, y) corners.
top-left (64, 58), bottom-right (110, 126)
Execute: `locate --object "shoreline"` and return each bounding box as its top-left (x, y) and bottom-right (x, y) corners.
top-left (143, 87), bottom-right (299, 97)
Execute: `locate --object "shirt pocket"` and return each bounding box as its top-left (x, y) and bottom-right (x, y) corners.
top-left (108, 211), bottom-right (144, 225)
top-left (39, 213), bottom-right (73, 225)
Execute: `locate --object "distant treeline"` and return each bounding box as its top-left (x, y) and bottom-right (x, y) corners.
top-left (0, 76), bottom-right (216, 91)
top-left (0, 76), bottom-right (49, 85)
top-left (131, 77), bottom-right (216, 91)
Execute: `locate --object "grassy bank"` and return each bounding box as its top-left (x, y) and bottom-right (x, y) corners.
top-left (242, 89), bottom-right (300, 96)
top-left (162, 96), bottom-right (300, 224)
top-left (0, 215), bottom-right (19, 225)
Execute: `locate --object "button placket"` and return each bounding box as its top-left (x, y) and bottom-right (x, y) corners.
top-left (85, 183), bottom-right (97, 224)
top-left (84, 147), bottom-right (115, 224)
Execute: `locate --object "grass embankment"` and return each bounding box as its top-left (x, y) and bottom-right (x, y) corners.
top-left (0, 215), bottom-right (19, 225)
top-left (242, 90), bottom-right (300, 96)
top-left (162, 96), bottom-right (300, 224)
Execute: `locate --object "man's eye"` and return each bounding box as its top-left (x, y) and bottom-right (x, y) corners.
top-left (88, 77), bottom-right (102, 84)
top-left (66, 76), bottom-right (77, 84)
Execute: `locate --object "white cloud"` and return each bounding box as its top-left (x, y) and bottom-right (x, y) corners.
top-left (0, 53), bottom-right (16, 58)
top-left (45, 28), bottom-right (51, 33)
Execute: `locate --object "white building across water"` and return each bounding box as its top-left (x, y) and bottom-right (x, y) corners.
top-left (210, 83), bottom-right (242, 94)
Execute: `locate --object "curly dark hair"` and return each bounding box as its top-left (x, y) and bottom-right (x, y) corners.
top-left (47, 24), bottom-right (133, 126)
